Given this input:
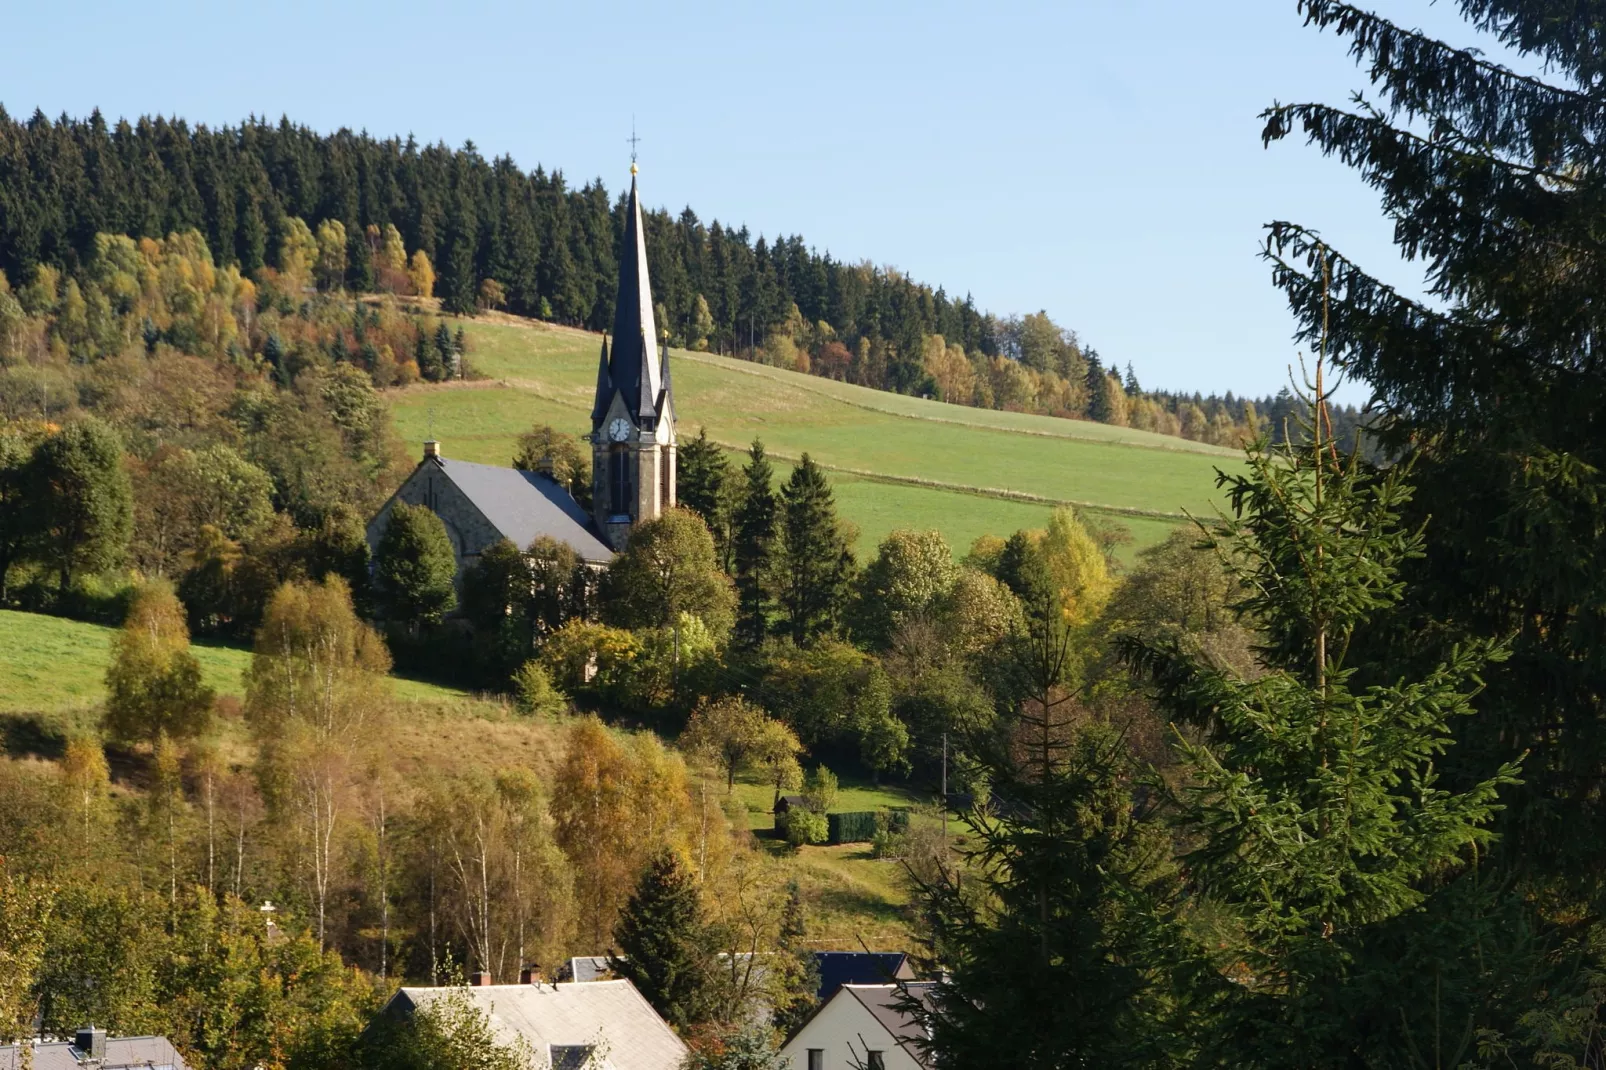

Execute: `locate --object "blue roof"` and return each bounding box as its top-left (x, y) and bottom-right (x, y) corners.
top-left (436, 458), bottom-right (614, 563)
top-left (814, 952), bottom-right (912, 1000)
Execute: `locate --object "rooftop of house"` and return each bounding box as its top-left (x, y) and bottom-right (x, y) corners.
top-left (0, 1036), bottom-right (188, 1070)
top-left (840, 983), bottom-right (939, 1069)
top-left (814, 951), bottom-right (916, 1000)
top-left (428, 455), bottom-right (614, 563)
top-left (386, 979), bottom-right (685, 1070)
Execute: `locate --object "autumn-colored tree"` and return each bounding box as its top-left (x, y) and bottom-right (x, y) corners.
top-left (552, 716), bottom-right (638, 950)
top-left (315, 219), bottom-right (348, 291)
top-left (852, 529), bottom-right (960, 649)
top-left (103, 580), bottom-right (215, 745)
top-left (245, 576), bottom-right (391, 949)
top-left (408, 250), bottom-right (435, 300)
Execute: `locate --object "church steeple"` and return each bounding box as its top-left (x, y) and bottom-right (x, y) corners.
top-left (594, 166), bottom-right (666, 429)
top-left (588, 159), bottom-right (677, 552)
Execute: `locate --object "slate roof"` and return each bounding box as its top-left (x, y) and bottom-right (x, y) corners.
top-left (387, 980), bottom-right (685, 1070)
top-left (0, 1037), bottom-right (188, 1070)
top-left (435, 458), bottom-right (614, 563)
top-left (814, 951), bottom-right (916, 1000)
top-left (843, 983), bottom-right (939, 1069)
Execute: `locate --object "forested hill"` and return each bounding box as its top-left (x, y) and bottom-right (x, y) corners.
top-left (0, 106), bottom-right (1367, 449)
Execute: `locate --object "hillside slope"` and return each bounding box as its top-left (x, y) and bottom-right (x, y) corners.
top-left (390, 318), bottom-right (1236, 557)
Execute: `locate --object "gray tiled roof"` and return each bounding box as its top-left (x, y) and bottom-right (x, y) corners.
top-left (389, 980), bottom-right (685, 1070)
top-left (0, 1037), bottom-right (188, 1070)
top-left (438, 459), bottom-right (614, 563)
top-left (845, 983), bottom-right (939, 1069)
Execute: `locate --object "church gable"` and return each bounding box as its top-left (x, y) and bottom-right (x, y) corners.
top-left (367, 447), bottom-right (614, 582)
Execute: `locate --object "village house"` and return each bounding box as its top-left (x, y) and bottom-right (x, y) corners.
top-left (379, 976), bottom-right (686, 1070)
top-left (0, 1028), bottom-right (188, 1070)
top-left (780, 982), bottom-right (938, 1070)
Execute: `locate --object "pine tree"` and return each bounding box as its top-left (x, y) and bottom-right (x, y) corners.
top-left (1084, 349), bottom-right (1109, 423)
top-left (1262, 0), bottom-right (1606, 909)
top-left (732, 440), bottom-right (777, 648)
top-left (432, 323), bottom-right (454, 382)
top-left (777, 454), bottom-right (853, 645)
top-left (610, 850), bottom-right (714, 1029)
top-left (915, 722), bottom-right (1187, 1070)
top-left (1120, 375), bottom-right (1521, 1067)
top-left (677, 427), bottom-right (734, 564)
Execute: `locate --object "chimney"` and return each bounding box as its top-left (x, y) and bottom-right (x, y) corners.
top-left (534, 455), bottom-right (555, 479)
top-left (423, 439), bottom-right (441, 460)
top-left (74, 1028), bottom-right (107, 1061)
top-left (519, 966), bottom-right (540, 985)
top-left (470, 970), bottom-right (493, 987)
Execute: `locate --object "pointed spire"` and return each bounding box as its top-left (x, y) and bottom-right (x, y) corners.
top-left (605, 171), bottom-right (663, 424)
top-left (658, 336), bottom-right (674, 420)
top-left (590, 334), bottom-right (613, 423)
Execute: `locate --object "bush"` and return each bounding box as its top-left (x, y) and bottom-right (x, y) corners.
top-left (829, 808), bottom-right (908, 846)
top-left (783, 809), bottom-right (828, 848)
top-left (512, 660), bottom-right (567, 717)
top-left (871, 809), bottom-right (913, 859)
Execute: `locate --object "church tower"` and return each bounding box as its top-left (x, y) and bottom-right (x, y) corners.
top-left (590, 162), bottom-right (676, 551)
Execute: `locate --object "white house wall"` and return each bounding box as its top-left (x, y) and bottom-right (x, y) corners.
top-left (781, 991), bottom-right (923, 1070)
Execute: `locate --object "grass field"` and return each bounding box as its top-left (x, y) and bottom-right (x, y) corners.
top-left (389, 318), bottom-right (1237, 560)
top-left (0, 609), bottom-right (468, 718)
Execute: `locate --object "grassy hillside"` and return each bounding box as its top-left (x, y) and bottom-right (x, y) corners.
top-left (0, 607), bottom-right (919, 948)
top-left (390, 318), bottom-right (1236, 559)
top-left (0, 609), bottom-right (467, 718)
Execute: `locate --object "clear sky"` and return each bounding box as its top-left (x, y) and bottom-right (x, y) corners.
top-left (0, 1), bottom-right (1509, 405)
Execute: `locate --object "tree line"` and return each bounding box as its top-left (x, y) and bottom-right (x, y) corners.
top-left (0, 105), bottom-right (1368, 450)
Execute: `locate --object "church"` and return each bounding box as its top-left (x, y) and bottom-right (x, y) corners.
top-left (366, 161), bottom-right (677, 585)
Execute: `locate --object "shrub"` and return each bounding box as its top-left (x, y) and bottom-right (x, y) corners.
top-left (512, 660), bottom-right (567, 717)
top-left (829, 808), bottom-right (908, 846)
top-left (783, 809), bottom-right (828, 848)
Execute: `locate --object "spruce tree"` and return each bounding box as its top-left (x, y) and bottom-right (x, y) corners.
top-left (1120, 380), bottom-right (1521, 1067)
top-left (677, 427), bottom-right (734, 565)
top-left (777, 454), bottom-right (853, 645)
top-left (610, 850), bottom-right (714, 1029)
top-left (915, 723), bottom-right (1187, 1070)
top-left (431, 323), bottom-right (454, 382)
top-left (732, 440), bottom-right (777, 648)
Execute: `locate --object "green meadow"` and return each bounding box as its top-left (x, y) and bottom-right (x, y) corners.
top-left (0, 609), bottom-right (467, 718)
top-left (390, 319), bottom-right (1233, 559)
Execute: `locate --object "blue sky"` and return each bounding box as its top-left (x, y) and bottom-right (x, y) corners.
top-left (0, 1), bottom-right (1510, 404)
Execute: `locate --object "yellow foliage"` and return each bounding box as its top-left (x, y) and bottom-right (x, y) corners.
top-left (1039, 507), bottom-right (1114, 626)
top-left (408, 250), bottom-right (435, 299)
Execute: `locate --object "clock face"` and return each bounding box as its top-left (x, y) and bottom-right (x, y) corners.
top-left (608, 417), bottom-right (632, 442)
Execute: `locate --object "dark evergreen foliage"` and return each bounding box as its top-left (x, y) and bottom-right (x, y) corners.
top-left (732, 441), bottom-right (777, 648)
top-left (1260, 0), bottom-right (1606, 911)
top-left (777, 454), bottom-right (854, 645)
top-left (609, 850), bottom-right (715, 1029)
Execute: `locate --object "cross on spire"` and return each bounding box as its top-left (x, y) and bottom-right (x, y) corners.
top-left (627, 118), bottom-right (641, 167)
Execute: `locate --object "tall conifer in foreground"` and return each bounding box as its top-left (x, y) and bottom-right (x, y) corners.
top-left (1122, 366), bottom-right (1521, 1067)
top-left (1262, 0), bottom-right (1606, 897)
top-left (610, 850), bottom-right (713, 1029)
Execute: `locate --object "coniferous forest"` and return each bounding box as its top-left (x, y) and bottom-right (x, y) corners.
top-left (7, 1), bottom-right (1606, 1068)
top-left (0, 104), bottom-right (1366, 451)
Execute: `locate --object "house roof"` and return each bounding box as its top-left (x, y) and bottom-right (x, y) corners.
top-left (814, 951), bottom-right (915, 1000)
top-left (433, 457), bottom-right (614, 563)
top-left (387, 980), bottom-right (685, 1070)
top-left (0, 1037), bottom-right (188, 1070)
top-left (844, 983), bottom-right (939, 1069)
top-left (561, 955), bottom-right (615, 983)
